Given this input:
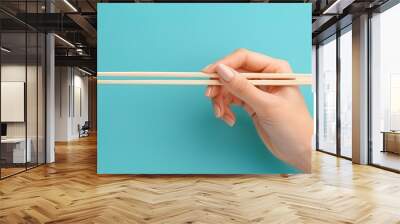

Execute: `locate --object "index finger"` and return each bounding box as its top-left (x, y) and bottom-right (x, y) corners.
top-left (203, 48), bottom-right (292, 73)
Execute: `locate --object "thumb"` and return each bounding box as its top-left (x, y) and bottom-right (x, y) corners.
top-left (215, 64), bottom-right (272, 108)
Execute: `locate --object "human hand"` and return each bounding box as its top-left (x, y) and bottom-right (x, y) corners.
top-left (203, 49), bottom-right (313, 172)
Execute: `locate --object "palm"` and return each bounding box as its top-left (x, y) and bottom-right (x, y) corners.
top-left (214, 69), bottom-right (300, 152)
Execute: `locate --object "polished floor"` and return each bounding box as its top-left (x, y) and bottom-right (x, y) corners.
top-left (1, 163), bottom-right (44, 178)
top-left (0, 167), bottom-right (25, 178)
top-left (0, 135), bottom-right (400, 223)
top-left (372, 150), bottom-right (400, 171)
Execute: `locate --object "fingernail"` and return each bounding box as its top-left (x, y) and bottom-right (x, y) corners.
top-left (202, 64), bottom-right (213, 72)
top-left (223, 115), bottom-right (235, 127)
top-left (216, 64), bottom-right (235, 82)
top-left (214, 104), bottom-right (221, 118)
top-left (205, 87), bottom-right (212, 97)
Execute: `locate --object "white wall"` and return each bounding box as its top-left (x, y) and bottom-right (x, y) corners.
top-left (1, 63), bottom-right (46, 164)
top-left (1, 64), bottom-right (37, 138)
top-left (71, 73), bottom-right (89, 138)
top-left (1, 64), bottom-right (25, 81)
top-left (1, 82), bottom-right (25, 122)
top-left (55, 67), bottom-right (89, 141)
top-left (55, 66), bottom-right (70, 141)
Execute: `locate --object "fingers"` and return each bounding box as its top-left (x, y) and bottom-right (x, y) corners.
top-left (205, 85), bottom-right (238, 126)
top-left (213, 91), bottom-right (225, 118)
top-left (203, 64), bottom-right (217, 98)
top-left (230, 97), bottom-right (255, 117)
top-left (202, 50), bottom-right (290, 127)
top-left (215, 64), bottom-right (274, 109)
top-left (205, 86), bottom-right (220, 98)
top-left (212, 88), bottom-right (236, 126)
top-left (206, 86), bottom-right (254, 127)
top-left (222, 106), bottom-right (236, 127)
top-left (203, 48), bottom-right (292, 73)
top-left (215, 94), bottom-right (238, 127)
top-left (204, 64), bottom-right (234, 126)
top-left (213, 101), bottom-right (223, 118)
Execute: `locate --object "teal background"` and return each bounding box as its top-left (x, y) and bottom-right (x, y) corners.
top-left (97, 3), bottom-right (312, 174)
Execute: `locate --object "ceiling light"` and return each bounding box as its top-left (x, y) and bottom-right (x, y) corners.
top-left (78, 67), bottom-right (93, 76)
top-left (322, 0), bottom-right (354, 15)
top-left (1, 47), bottom-right (11, 53)
top-left (76, 48), bottom-right (85, 55)
top-left (323, 0), bottom-right (341, 14)
top-left (63, 0), bottom-right (78, 12)
top-left (54, 34), bottom-right (75, 48)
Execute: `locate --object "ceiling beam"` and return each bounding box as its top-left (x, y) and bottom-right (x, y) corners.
top-left (67, 13), bottom-right (97, 46)
top-left (322, 0), bottom-right (355, 14)
top-left (55, 55), bottom-right (96, 70)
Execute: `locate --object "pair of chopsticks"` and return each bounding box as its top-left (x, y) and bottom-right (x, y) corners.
top-left (97, 72), bottom-right (312, 86)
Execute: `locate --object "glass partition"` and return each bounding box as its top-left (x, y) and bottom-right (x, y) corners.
top-left (0, 1), bottom-right (46, 179)
top-left (317, 36), bottom-right (337, 154)
top-left (1, 31), bottom-right (28, 177)
top-left (27, 30), bottom-right (38, 169)
top-left (38, 32), bottom-right (45, 165)
top-left (339, 28), bottom-right (352, 158)
top-left (371, 4), bottom-right (400, 171)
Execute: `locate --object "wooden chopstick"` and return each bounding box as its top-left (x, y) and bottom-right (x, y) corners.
top-left (97, 71), bottom-right (310, 80)
top-left (97, 72), bottom-right (312, 86)
top-left (97, 77), bottom-right (312, 86)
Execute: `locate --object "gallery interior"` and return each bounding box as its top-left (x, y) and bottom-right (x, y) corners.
top-left (0, 0), bottom-right (399, 223)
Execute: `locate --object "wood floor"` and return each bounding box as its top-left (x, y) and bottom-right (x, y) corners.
top-left (1, 135), bottom-right (400, 224)
top-left (0, 167), bottom-right (26, 178)
top-left (372, 151), bottom-right (400, 171)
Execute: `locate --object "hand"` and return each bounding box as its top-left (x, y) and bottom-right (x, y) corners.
top-left (203, 49), bottom-right (313, 172)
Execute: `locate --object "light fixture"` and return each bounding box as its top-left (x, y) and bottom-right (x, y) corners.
top-left (78, 67), bottom-right (93, 76)
top-left (322, 0), bottom-right (354, 15)
top-left (1, 47), bottom-right (11, 53)
top-left (63, 0), bottom-right (78, 12)
top-left (54, 34), bottom-right (75, 48)
top-left (76, 48), bottom-right (86, 55)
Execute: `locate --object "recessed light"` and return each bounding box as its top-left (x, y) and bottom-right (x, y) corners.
top-left (78, 67), bottom-right (93, 76)
top-left (1, 47), bottom-right (11, 53)
top-left (63, 0), bottom-right (78, 12)
top-left (54, 34), bottom-right (75, 48)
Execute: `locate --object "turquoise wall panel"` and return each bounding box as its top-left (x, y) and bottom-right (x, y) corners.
top-left (98, 3), bottom-right (312, 174)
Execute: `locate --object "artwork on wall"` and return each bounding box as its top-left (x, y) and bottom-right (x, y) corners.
top-left (1, 82), bottom-right (25, 122)
top-left (97, 3), bottom-right (313, 174)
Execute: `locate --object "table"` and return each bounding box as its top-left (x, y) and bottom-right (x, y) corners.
top-left (382, 131), bottom-right (400, 154)
top-left (1, 138), bottom-right (32, 163)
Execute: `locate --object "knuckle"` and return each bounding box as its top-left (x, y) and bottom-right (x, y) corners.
top-left (278, 60), bottom-right (291, 70)
top-left (233, 78), bottom-right (250, 96)
top-left (235, 48), bottom-right (248, 54)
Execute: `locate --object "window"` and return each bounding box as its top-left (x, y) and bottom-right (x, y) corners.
top-left (317, 36), bottom-right (337, 154)
top-left (339, 28), bottom-right (352, 158)
top-left (371, 3), bottom-right (400, 171)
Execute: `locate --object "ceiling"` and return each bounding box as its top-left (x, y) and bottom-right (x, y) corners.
top-left (0, 0), bottom-right (391, 72)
